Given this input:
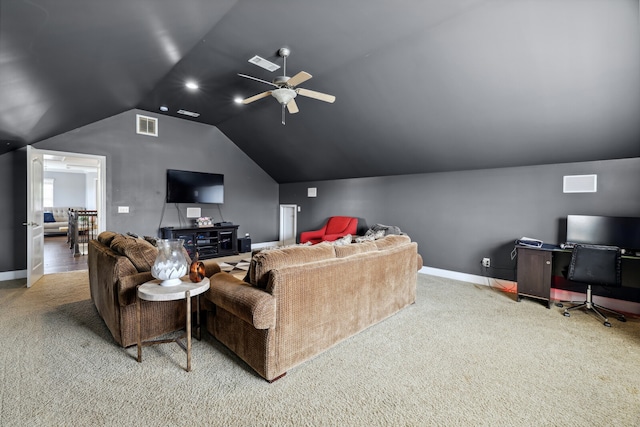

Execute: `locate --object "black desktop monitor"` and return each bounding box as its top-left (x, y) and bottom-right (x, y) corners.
top-left (566, 215), bottom-right (640, 252)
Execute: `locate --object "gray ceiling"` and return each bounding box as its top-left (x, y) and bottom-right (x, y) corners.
top-left (2, 0), bottom-right (639, 183)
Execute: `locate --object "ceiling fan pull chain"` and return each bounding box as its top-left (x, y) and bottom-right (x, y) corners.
top-left (282, 104), bottom-right (286, 125)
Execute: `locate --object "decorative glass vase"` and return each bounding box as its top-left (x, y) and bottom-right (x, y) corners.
top-left (151, 239), bottom-right (188, 287)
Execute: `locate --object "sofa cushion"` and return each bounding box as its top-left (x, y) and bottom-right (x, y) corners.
top-left (97, 231), bottom-right (119, 247)
top-left (374, 234), bottom-right (411, 250)
top-left (110, 234), bottom-right (158, 273)
top-left (250, 242), bottom-right (336, 288)
top-left (334, 240), bottom-right (378, 258)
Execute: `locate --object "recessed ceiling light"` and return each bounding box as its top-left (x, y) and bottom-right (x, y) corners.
top-left (185, 81), bottom-right (199, 90)
top-left (159, 106), bottom-right (169, 112)
top-left (234, 97), bottom-right (243, 104)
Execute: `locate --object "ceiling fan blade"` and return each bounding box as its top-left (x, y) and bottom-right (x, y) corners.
top-left (287, 98), bottom-right (299, 114)
top-left (296, 88), bottom-right (336, 103)
top-left (238, 73), bottom-right (279, 88)
top-left (242, 91), bottom-right (272, 104)
top-left (287, 71), bottom-right (312, 87)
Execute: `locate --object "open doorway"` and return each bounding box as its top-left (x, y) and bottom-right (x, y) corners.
top-left (39, 150), bottom-right (106, 274)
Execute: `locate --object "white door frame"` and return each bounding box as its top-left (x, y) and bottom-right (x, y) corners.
top-left (26, 148), bottom-right (106, 283)
top-left (279, 204), bottom-right (297, 246)
top-left (36, 149), bottom-right (107, 234)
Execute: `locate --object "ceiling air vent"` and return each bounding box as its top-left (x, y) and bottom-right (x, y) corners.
top-left (248, 55), bottom-right (280, 72)
top-left (177, 109), bottom-right (200, 118)
top-left (136, 114), bottom-right (158, 137)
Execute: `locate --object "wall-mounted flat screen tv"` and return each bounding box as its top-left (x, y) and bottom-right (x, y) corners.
top-left (166, 169), bottom-right (224, 204)
top-left (566, 215), bottom-right (640, 251)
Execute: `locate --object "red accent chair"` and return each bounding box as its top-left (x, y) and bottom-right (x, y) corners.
top-left (300, 216), bottom-right (358, 244)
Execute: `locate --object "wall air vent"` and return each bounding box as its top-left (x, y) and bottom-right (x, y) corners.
top-left (248, 55), bottom-right (280, 72)
top-left (177, 109), bottom-right (200, 118)
top-left (136, 114), bottom-right (158, 137)
top-left (563, 174), bottom-right (597, 193)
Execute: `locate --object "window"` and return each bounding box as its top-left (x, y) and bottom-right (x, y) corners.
top-left (43, 178), bottom-right (54, 207)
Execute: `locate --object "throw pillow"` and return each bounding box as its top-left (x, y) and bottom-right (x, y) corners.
top-left (332, 234), bottom-right (352, 246)
top-left (43, 212), bottom-right (56, 223)
top-left (371, 223), bottom-right (402, 236)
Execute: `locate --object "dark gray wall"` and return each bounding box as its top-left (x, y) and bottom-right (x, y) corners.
top-left (33, 110), bottom-right (280, 240)
top-left (281, 157), bottom-right (640, 281)
top-left (0, 109), bottom-right (279, 273)
top-left (0, 150), bottom-right (28, 272)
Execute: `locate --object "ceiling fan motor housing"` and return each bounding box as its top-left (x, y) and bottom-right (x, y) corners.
top-left (273, 76), bottom-right (291, 86)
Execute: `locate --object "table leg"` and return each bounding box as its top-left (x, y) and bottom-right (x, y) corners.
top-left (136, 287), bottom-right (142, 363)
top-left (186, 290), bottom-right (191, 372)
top-left (195, 294), bottom-right (201, 340)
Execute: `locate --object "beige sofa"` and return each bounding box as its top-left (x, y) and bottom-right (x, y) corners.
top-left (43, 206), bottom-right (83, 235)
top-left (204, 234), bottom-right (422, 381)
top-left (88, 231), bottom-right (221, 347)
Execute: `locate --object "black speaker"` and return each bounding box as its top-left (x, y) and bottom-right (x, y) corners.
top-left (238, 237), bottom-right (251, 253)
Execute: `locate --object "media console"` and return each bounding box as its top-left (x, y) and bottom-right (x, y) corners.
top-left (516, 245), bottom-right (640, 308)
top-left (161, 225), bottom-right (238, 260)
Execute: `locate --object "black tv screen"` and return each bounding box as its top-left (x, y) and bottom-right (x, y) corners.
top-left (166, 169), bottom-right (224, 204)
top-left (566, 215), bottom-right (640, 251)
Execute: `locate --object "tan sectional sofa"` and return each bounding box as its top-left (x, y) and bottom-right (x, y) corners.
top-left (88, 232), bottom-right (221, 347)
top-left (204, 234), bottom-right (422, 381)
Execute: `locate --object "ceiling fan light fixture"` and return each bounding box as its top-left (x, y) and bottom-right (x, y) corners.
top-left (271, 88), bottom-right (296, 105)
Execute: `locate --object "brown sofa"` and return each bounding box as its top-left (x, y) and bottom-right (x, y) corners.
top-left (204, 234), bottom-right (422, 381)
top-left (88, 231), bottom-right (221, 347)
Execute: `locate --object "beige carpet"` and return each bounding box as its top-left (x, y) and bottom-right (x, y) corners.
top-left (1, 271), bottom-right (639, 426)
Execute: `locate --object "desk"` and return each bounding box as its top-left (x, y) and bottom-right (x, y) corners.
top-left (516, 245), bottom-right (640, 308)
top-left (136, 277), bottom-right (210, 372)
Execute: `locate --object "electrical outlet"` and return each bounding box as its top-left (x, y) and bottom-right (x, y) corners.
top-left (482, 258), bottom-right (490, 268)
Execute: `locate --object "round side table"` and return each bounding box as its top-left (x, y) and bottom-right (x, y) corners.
top-left (136, 276), bottom-right (210, 372)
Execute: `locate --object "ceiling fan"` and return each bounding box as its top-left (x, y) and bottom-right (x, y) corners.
top-left (239, 47), bottom-right (336, 125)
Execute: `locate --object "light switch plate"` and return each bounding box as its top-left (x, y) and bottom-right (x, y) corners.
top-left (118, 206), bottom-right (129, 213)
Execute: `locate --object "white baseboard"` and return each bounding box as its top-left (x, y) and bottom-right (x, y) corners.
top-left (0, 270), bottom-right (27, 282)
top-left (419, 266), bottom-right (640, 315)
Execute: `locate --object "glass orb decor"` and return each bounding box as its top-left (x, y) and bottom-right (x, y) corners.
top-left (151, 239), bottom-right (188, 287)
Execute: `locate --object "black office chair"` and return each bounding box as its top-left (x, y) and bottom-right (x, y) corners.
top-left (562, 244), bottom-right (626, 327)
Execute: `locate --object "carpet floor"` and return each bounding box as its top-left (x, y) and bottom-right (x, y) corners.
top-left (1, 271), bottom-right (639, 426)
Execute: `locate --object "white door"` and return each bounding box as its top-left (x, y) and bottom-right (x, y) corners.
top-left (279, 204), bottom-right (297, 246)
top-left (26, 146), bottom-right (45, 287)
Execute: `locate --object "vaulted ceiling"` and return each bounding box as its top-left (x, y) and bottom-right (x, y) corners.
top-left (2, 0), bottom-right (639, 183)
